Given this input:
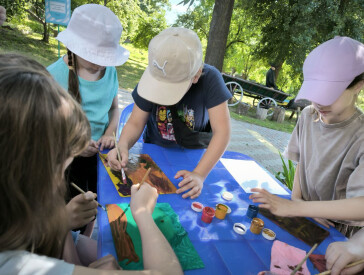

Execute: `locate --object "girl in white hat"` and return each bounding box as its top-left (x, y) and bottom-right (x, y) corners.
top-left (48, 4), bottom-right (129, 198)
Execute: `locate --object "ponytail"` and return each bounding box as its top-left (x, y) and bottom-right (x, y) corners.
top-left (67, 49), bottom-right (81, 103)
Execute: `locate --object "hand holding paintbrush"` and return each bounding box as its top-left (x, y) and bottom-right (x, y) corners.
top-left (70, 182), bottom-right (106, 211)
top-left (317, 259), bottom-right (364, 275)
top-left (113, 132), bottom-right (127, 184)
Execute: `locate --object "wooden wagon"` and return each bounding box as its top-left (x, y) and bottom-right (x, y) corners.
top-left (222, 73), bottom-right (312, 120)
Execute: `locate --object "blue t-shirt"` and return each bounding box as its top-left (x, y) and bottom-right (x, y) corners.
top-left (132, 64), bottom-right (232, 147)
top-left (47, 57), bottom-right (119, 141)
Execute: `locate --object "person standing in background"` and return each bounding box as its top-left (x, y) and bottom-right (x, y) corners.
top-left (266, 64), bottom-right (278, 89)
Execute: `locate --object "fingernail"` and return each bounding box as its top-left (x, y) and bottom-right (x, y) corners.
top-left (84, 192), bottom-right (94, 200)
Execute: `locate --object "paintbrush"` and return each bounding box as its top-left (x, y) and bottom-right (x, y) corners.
top-left (138, 168), bottom-right (151, 190)
top-left (317, 258), bottom-right (364, 275)
top-left (113, 132), bottom-right (127, 185)
top-left (290, 243), bottom-right (318, 275)
top-left (70, 182), bottom-right (106, 211)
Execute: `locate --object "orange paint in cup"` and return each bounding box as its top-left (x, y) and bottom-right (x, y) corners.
top-left (215, 203), bottom-right (228, 220)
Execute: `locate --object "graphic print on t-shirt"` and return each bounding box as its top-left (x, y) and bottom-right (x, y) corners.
top-left (156, 105), bottom-right (195, 141)
top-left (156, 106), bottom-right (175, 141)
top-left (183, 105), bottom-right (195, 130)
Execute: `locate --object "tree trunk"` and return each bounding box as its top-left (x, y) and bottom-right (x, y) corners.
top-left (204, 0), bottom-right (234, 71)
top-left (256, 107), bottom-right (268, 120)
top-left (42, 22), bottom-right (49, 43)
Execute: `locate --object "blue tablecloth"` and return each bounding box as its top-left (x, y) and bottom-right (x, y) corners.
top-left (97, 143), bottom-right (346, 274)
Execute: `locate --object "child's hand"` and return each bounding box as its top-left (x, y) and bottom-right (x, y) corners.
top-left (66, 191), bottom-right (98, 230)
top-left (80, 140), bottom-right (98, 157)
top-left (326, 241), bottom-right (364, 275)
top-left (249, 188), bottom-right (294, 217)
top-left (97, 135), bottom-right (115, 151)
top-left (107, 146), bottom-right (128, 170)
top-left (175, 170), bottom-right (204, 199)
top-left (130, 183), bottom-right (158, 222)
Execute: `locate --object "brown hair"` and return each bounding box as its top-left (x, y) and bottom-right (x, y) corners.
top-left (347, 72), bottom-right (364, 89)
top-left (0, 54), bottom-right (90, 257)
top-left (67, 49), bottom-right (82, 103)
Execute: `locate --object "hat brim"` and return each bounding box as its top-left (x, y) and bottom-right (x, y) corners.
top-left (137, 66), bottom-right (191, 106)
top-left (57, 31), bottom-right (130, 67)
top-left (296, 79), bottom-right (351, 106)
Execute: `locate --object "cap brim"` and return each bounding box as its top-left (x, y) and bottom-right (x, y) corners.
top-left (137, 66), bottom-right (191, 106)
top-left (57, 31), bottom-right (130, 67)
top-left (296, 79), bottom-right (351, 106)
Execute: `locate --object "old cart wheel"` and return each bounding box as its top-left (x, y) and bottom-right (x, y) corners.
top-left (258, 97), bottom-right (277, 117)
top-left (225, 81), bottom-right (243, 106)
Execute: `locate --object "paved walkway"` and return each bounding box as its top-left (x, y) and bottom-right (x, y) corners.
top-left (117, 89), bottom-right (291, 174)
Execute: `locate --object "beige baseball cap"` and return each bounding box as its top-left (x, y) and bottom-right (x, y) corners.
top-left (137, 27), bottom-right (203, 106)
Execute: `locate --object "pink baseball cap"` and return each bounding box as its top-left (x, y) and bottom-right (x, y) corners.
top-left (296, 36), bottom-right (364, 106)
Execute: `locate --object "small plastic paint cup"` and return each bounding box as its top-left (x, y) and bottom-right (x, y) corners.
top-left (246, 204), bottom-right (259, 219)
top-left (201, 206), bottom-right (215, 223)
top-left (215, 203), bottom-right (228, 220)
top-left (191, 202), bottom-right (203, 212)
top-left (250, 217), bottom-right (264, 234)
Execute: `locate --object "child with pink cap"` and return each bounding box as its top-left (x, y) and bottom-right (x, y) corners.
top-left (249, 36), bottom-right (364, 237)
top-left (48, 4), bottom-right (130, 198)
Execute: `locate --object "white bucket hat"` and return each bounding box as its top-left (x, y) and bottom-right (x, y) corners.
top-left (57, 4), bottom-right (129, 67)
top-left (137, 27), bottom-right (203, 106)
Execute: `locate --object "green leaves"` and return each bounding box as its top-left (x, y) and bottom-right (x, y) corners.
top-left (275, 151), bottom-right (296, 191)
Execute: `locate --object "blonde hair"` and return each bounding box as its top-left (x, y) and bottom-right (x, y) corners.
top-left (0, 54), bottom-right (90, 257)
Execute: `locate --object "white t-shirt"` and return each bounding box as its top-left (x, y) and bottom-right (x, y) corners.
top-left (285, 106), bottom-right (364, 226)
top-left (0, 250), bottom-right (75, 275)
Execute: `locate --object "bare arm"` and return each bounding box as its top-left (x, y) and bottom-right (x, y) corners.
top-left (108, 105), bottom-right (150, 169)
top-left (291, 163), bottom-right (302, 201)
top-left (194, 102), bottom-right (231, 177)
top-left (97, 97), bottom-right (120, 150)
top-left (250, 188), bottom-right (364, 221)
top-left (104, 97), bottom-right (120, 137)
top-left (118, 105), bottom-right (149, 152)
top-left (175, 101), bottom-right (231, 198)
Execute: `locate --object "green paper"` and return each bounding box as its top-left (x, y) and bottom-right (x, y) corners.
top-left (108, 203), bottom-right (204, 270)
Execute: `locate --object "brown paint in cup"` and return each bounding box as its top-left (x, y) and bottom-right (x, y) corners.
top-left (250, 218), bottom-right (264, 234)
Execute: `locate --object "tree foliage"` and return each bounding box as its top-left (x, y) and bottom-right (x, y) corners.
top-left (0, 0), bottom-right (27, 17)
top-left (242, 0), bottom-right (364, 88)
top-left (3, 0), bottom-right (168, 49)
top-left (175, 0), bottom-right (364, 94)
